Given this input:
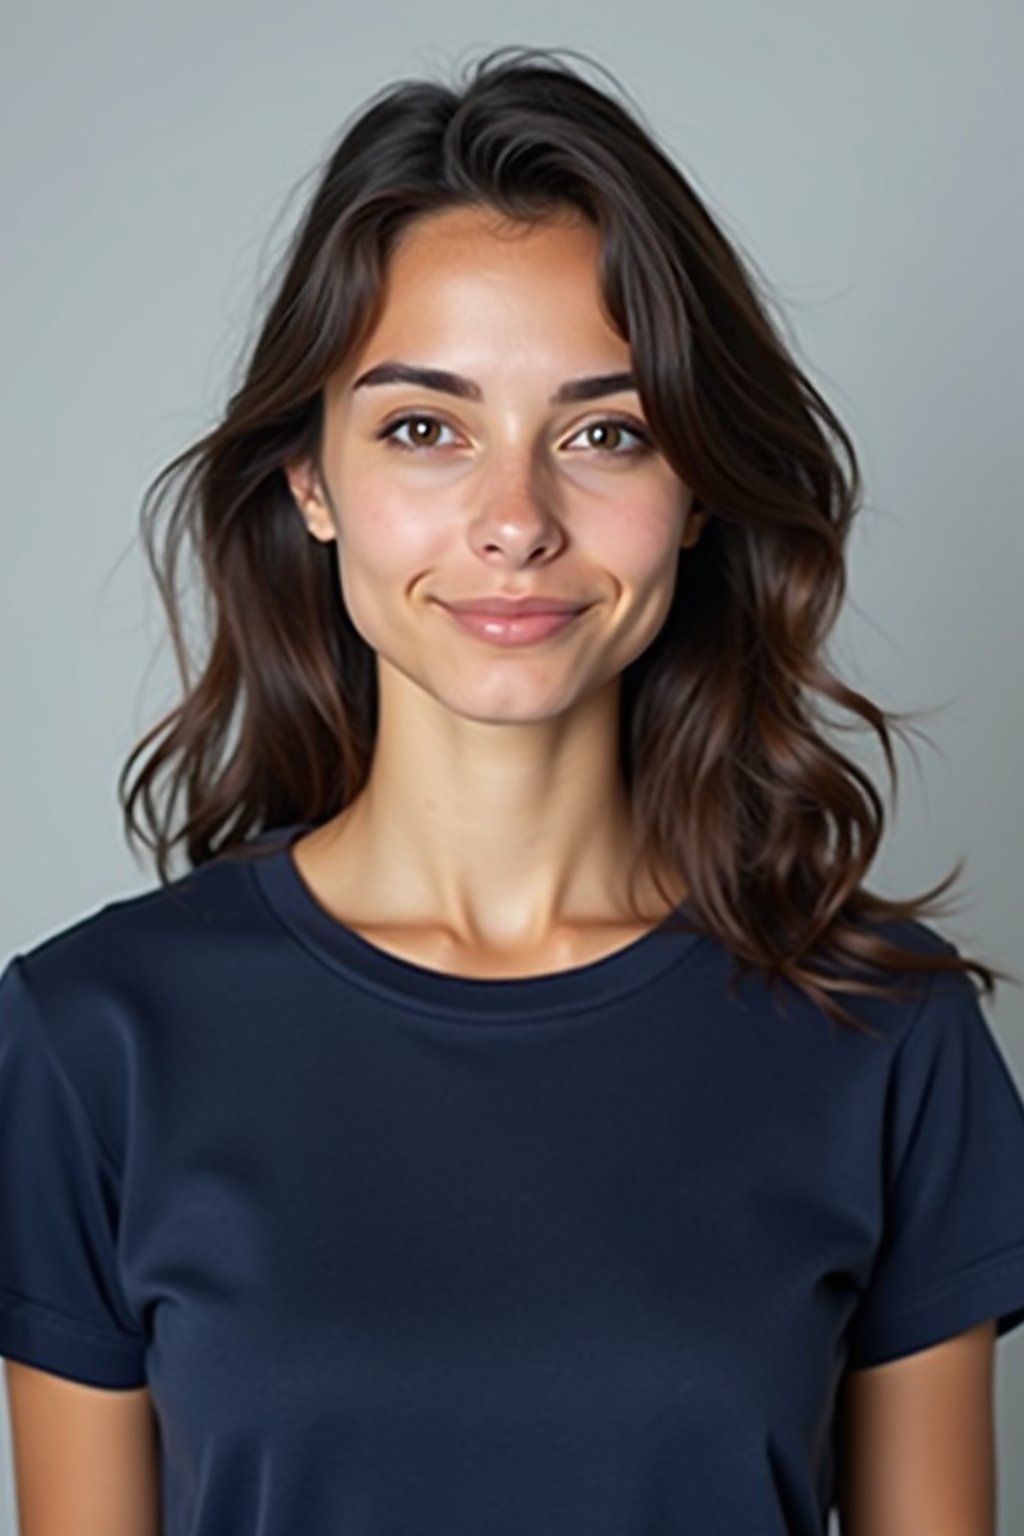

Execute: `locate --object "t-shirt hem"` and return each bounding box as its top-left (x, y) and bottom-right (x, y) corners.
top-left (845, 1239), bottom-right (1024, 1369)
top-left (0, 1290), bottom-right (147, 1388)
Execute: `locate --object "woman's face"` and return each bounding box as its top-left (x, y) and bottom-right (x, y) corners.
top-left (286, 203), bottom-right (707, 724)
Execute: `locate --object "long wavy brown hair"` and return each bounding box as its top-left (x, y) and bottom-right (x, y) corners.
top-left (117, 43), bottom-right (1017, 1033)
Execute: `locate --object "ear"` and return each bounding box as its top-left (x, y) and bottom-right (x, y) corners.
top-left (680, 497), bottom-right (711, 551)
top-left (283, 457), bottom-right (337, 545)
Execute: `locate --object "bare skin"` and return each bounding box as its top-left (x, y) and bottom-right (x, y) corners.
top-left (5, 1363), bottom-right (160, 1536)
top-left (836, 1318), bottom-right (997, 1535)
top-left (283, 204), bottom-right (708, 977)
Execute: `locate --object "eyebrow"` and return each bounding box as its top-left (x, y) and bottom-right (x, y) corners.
top-left (350, 360), bottom-right (638, 406)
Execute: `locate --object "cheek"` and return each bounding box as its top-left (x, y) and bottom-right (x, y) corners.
top-left (333, 483), bottom-right (444, 646)
top-left (594, 497), bottom-right (683, 590)
top-left (340, 480), bottom-right (444, 576)
top-left (590, 492), bottom-right (687, 657)
top-left (334, 466), bottom-right (685, 602)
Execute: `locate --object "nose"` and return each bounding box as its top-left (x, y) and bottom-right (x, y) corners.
top-left (469, 452), bottom-right (567, 567)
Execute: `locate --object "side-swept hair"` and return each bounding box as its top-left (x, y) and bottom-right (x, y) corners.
top-left (118, 43), bottom-right (1016, 1032)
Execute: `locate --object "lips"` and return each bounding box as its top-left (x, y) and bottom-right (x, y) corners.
top-left (440, 597), bottom-right (589, 616)
top-left (438, 602), bottom-right (592, 647)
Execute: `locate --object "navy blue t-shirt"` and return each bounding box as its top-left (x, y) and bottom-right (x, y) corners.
top-left (3, 819), bottom-right (1024, 1535)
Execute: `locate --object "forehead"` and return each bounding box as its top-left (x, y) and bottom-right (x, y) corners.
top-left (387, 202), bottom-right (600, 267)
top-left (339, 205), bottom-right (628, 383)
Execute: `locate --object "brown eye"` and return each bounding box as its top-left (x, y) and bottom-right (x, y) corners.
top-left (375, 412), bottom-right (653, 459)
top-left (565, 418), bottom-right (653, 457)
top-left (376, 413), bottom-right (457, 452)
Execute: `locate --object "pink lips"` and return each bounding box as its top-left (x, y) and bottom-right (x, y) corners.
top-left (438, 600), bottom-right (591, 647)
top-left (443, 596), bottom-right (588, 616)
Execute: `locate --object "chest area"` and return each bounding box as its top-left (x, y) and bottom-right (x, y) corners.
top-left (119, 1009), bottom-right (880, 1449)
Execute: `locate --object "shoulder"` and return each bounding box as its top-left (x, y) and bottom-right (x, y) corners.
top-left (843, 912), bottom-right (978, 1040)
top-left (0, 848), bottom-right (272, 1161)
top-left (13, 847), bottom-right (261, 990)
top-left (741, 912), bottom-right (970, 1044)
top-left (2, 847), bottom-right (266, 1058)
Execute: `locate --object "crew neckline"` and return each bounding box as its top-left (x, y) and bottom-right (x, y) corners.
top-left (247, 820), bottom-right (706, 1020)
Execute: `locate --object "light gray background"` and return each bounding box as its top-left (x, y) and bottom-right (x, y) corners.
top-left (1, 3), bottom-right (1021, 1530)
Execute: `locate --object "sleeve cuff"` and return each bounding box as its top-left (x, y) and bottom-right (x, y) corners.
top-left (846, 1240), bottom-right (1024, 1369)
top-left (0, 1289), bottom-right (147, 1389)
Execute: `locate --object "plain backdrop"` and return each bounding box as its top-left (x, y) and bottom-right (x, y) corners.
top-left (1, 2), bottom-right (1021, 1530)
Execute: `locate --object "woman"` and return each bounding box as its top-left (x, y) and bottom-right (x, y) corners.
top-left (2, 43), bottom-right (1023, 1536)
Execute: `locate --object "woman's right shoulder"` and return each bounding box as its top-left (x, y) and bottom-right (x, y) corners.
top-left (4, 845), bottom-right (260, 1009)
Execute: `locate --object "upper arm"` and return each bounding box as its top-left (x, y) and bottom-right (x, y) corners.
top-left (835, 1318), bottom-right (997, 1536)
top-left (4, 1358), bottom-right (161, 1536)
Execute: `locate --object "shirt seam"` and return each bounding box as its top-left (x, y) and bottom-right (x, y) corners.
top-left (852, 1238), bottom-right (1024, 1322)
top-left (246, 859), bottom-right (710, 1023)
top-left (888, 941), bottom-right (981, 1071)
top-left (12, 954), bottom-right (123, 1179)
top-left (0, 1284), bottom-right (146, 1349)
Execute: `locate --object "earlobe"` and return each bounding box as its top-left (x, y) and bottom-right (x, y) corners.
top-left (299, 502), bottom-right (337, 544)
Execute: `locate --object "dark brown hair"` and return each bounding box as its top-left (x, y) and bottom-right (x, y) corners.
top-left (117, 43), bottom-right (1017, 1033)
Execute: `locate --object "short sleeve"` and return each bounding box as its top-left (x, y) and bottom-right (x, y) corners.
top-left (0, 954), bottom-right (147, 1387)
top-left (846, 958), bottom-right (1024, 1370)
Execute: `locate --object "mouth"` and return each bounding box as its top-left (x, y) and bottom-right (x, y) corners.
top-left (440, 596), bottom-right (590, 616)
top-left (436, 601), bottom-right (593, 647)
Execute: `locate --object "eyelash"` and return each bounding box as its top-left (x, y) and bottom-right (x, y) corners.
top-left (374, 411), bottom-right (654, 458)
